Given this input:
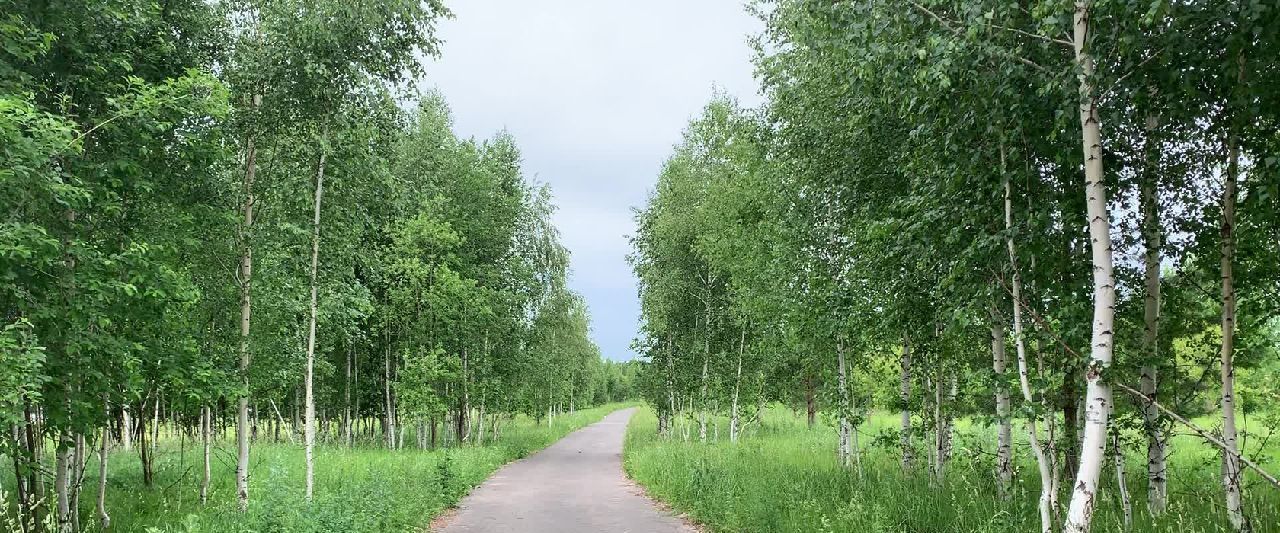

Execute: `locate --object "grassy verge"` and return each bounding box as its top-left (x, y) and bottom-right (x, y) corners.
top-left (623, 406), bottom-right (1278, 532)
top-left (3, 403), bottom-right (634, 532)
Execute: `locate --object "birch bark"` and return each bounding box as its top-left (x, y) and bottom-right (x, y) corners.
top-left (201, 406), bottom-right (211, 504)
top-left (899, 336), bottom-right (913, 470)
top-left (1005, 165), bottom-right (1054, 533)
top-left (1220, 113), bottom-right (1246, 532)
top-left (1064, 3), bottom-right (1119, 529)
top-left (1138, 111), bottom-right (1166, 515)
top-left (235, 92), bottom-right (262, 513)
top-left (837, 338), bottom-right (851, 468)
top-left (730, 328), bottom-right (744, 443)
top-left (991, 305), bottom-right (1013, 499)
top-left (304, 146), bottom-right (326, 500)
top-left (97, 424), bottom-right (109, 530)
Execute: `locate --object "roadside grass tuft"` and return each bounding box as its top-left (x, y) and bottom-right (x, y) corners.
top-left (624, 407), bottom-right (1279, 533)
top-left (2, 403), bottom-right (635, 532)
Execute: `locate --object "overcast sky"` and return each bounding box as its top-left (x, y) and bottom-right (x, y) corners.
top-left (422, 1), bottom-right (764, 360)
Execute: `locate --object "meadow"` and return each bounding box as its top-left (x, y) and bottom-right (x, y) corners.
top-left (623, 407), bottom-right (1280, 533)
top-left (2, 403), bottom-right (633, 532)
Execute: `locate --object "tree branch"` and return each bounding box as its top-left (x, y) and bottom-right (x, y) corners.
top-left (1113, 381), bottom-right (1280, 491)
top-left (907, 1), bottom-right (1055, 73)
top-left (993, 273), bottom-right (1280, 491)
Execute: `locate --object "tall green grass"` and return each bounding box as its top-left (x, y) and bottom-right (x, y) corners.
top-left (3, 403), bottom-right (634, 532)
top-left (624, 407), bottom-right (1279, 532)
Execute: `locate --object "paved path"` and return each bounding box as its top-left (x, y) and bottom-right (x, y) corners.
top-left (434, 407), bottom-right (694, 533)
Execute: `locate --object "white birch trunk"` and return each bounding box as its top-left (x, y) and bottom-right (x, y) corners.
top-left (1005, 168), bottom-right (1054, 533)
top-left (851, 391), bottom-right (862, 479)
top-left (1041, 345), bottom-right (1061, 519)
top-left (837, 338), bottom-right (851, 469)
top-left (1220, 119), bottom-right (1246, 532)
top-left (55, 436), bottom-right (71, 533)
top-left (943, 372), bottom-right (956, 467)
top-left (1065, 3), bottom-right (1118, 529)
top-left (1139, 111), bottom-right (1167, 515)
top-left (72, 432), bottom-right (84, 528)
top-left (384, 344), bottom-right (395, 449)
top-left (345, 343), bottom-right (352, 448)
top-left (666, 338), bottom-right (676, 440)
top-left (698, 349), bottom-right (709, 443)
top-left (460, 346), bottom-right (469, 444)
top-left (900, 335), bottom-right (913, 470)
top-left (97, 424), bottom-right (110, 530)
top-left (992, 308), bottom-right (1013, 499)
top-left (1112, 423), bottom-right (1132, 531)
top-left (699, 305), bottom-right (710, 444)
top-left (151, 397), bottom-right (160, 453)
top-left (730, 328), bottom-right (744, 444)
top-left (235, 94), bottom-right (260, 513)
top-left (121, 406), bottom-right (132, 451)
top-left (931, 367), bottom-right (943, 485)
top-left (201, 406), bottom-right (211, 504)
top-left (303, 148), bottom-right (326, 501)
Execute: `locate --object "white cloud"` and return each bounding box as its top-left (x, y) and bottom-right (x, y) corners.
top-left (424, 0), bottom-right (762, 360)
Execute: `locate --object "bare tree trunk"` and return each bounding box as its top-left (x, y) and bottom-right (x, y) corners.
top-left (836, 338), bottom-right (851, 468)
top-left (851, 390), bottom-right (862, 479)
top-left (923, 372), bottom-right (936, 477)
top-left (344, 343), bottom-right (352, 447)
top-left (665, 337), bottom-right (676, 440)
top-left (1062, 367), bottom-right (1080, 483)
top-left (121, 407), bottom-right (132, 451)
top-left (71, 432), bottom-right (84, 530)
top-left (900, 335), bottom-right (913, 470)
top-left (698, 355), bottom-right (709, 443)
top-left (97, 424), bottom-right (109, 530)
top-left (235, 93), bottom-right (261, 513)
top-left (930, 366), bottom-right (941, 485)
top-left (1005, 166), bottom-right (1054, 533)
top-left (1040, 344), bottom-right (1061, 521)
top-left (699, 307), bottom-right (710, 443)
top-left (1139, 109), bottom-right (1166, 516)
top-left (138, 401), bottom-right (153, 487)
top-left (55, 435), bottom-right (72, 533)
top-left (20, 403), bottom-right (43, 533)
top-left (384, 342), bottom-right (394, 449)
top-left (461, 346), bottom-right (469, 444)
top-left (201, 406), bottom-right (211, 505)
top-left (942, 372), bottom-right (956, 473)
top-left (11, 424), bottom-right (29, 533)
top-left (303, 147), bottom-right (326, 501)
top-left (151, 397), bottom-right (160, 454)
top-left (353, 344), bottom-right (359, 446)
top-left (730, 328), bottom-right (744, 444)
top-left (1220, 106), bottom-right (1247, 532)
top-left (1112, 422), bottom-right (1132, 532)
top-left (267, 400), bottom-right (294, 445)
top-left (1064, 4), bottom-right (1118, 529)
top-left (992, 305), bottom-right (1013, 499)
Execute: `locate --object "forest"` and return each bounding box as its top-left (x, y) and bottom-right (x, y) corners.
top-left (6, 0), bottom-right (1280, 533)
top-left (626, 1), bottom-right (1280, 533)
top-left (1, 1), bottom-right (638, 531)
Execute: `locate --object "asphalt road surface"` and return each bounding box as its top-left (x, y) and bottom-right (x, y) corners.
top-left (433, 407), bottom-right (695, 533)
